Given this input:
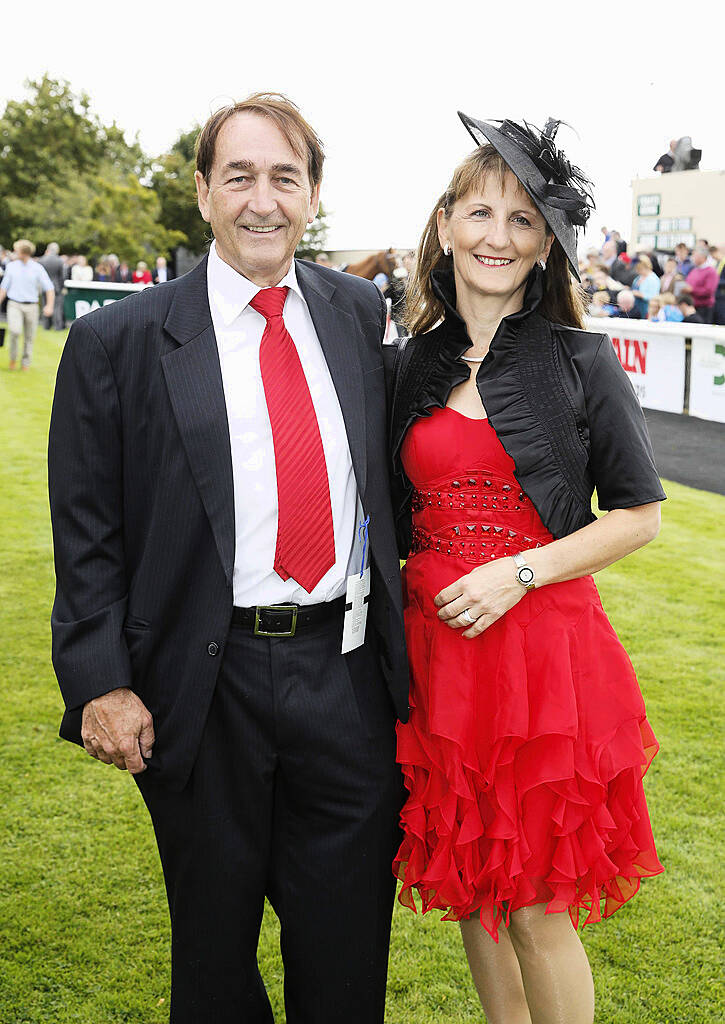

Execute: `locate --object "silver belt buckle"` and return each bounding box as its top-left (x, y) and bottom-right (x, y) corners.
top-left (254, 604), bottom-right (298, 638)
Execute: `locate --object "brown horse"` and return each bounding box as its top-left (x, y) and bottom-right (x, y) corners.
top-left (344, 248), bottom-right (399, 281)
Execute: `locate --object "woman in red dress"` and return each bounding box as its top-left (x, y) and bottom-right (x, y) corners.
top-left (387, 114), bottom-right (665, 1024)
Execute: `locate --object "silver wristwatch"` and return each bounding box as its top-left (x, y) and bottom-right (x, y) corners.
top-left (512, 552), bottom-right (536, 591)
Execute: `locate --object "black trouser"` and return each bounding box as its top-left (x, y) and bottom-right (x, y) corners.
top-left (43, 288), bottom-right (65, 330)
top-left (695, 304), bottom-right (714, 324)
top-left (137, 617), bottom-right (404, 1024)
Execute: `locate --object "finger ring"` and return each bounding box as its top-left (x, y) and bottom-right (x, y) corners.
top-left (461, 608), bottom-right (477, 625)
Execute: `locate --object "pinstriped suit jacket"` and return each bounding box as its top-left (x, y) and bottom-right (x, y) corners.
top-left (48, 256), bottom-right (408, 790)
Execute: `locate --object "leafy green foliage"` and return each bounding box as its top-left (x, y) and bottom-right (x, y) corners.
top-left (0, 75), bottom-right (145, 195)
top-left (0, 334), bottom-right (721, 1022)
top-left (0, 76), bottom-right (181, 262)
top-left (7, 161), bottom-right (185, 264)
top-left (151, 127), bottom-right (210, 256)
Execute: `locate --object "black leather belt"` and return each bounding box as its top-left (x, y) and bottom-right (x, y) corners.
top-left (231, 597), bottom-right (346, 637)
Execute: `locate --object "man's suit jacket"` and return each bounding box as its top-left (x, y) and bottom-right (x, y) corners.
top-left (152, 268), bottom-right (175, 285)
top-left (48, 256), bottom-right (409, 790)
top-left (39, 253), bottom-right (66, 292)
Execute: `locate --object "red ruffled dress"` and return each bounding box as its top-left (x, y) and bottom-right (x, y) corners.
top-left (393, 404), bottom-right (663, 940)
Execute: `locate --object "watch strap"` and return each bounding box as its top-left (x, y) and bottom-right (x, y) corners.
top-left (512, 552), bottom-right (536, 591)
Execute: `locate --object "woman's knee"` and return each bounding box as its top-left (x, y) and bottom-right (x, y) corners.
top-left (507, 904), bottom-right (571, 957)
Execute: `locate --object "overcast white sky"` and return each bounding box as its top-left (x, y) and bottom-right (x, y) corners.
top-left (3, 0), bottom-right (723, 253)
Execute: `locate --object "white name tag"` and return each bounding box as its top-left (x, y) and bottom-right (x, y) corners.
top-left (341, 566), bottom-right (370, 654)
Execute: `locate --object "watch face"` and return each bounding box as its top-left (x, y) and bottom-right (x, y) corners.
top-left (518, 566), bottom-right (535, 585)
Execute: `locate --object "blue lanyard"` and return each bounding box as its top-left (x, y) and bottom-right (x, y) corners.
top-left (358, 515), bottom-right (370, 578)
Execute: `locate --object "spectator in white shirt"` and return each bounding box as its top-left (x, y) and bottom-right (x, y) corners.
top-left (0, 239), bottom-right (54, 370)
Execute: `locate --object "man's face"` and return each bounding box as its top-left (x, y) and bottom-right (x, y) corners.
top-left (692, 249), bottom-right (707, 267)
top-left (196, 112), bottom-right (320, 286)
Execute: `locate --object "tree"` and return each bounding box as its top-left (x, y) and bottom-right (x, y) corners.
top-left (296, 202), bottom-right (331, 261)
top-left (82, 167), bottom-right (185, 263)
top-left (8, 162), bottom-right (185, 263)
top-left (151, 127), bottom-right (210, 256)
top-left (0, 75), bottom-right (147, 245)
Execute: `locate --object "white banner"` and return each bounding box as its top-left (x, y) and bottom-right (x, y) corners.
top-left (587, 321), bottom-right (687, 413)
top-left (689, 336), bottom-right (725, 423)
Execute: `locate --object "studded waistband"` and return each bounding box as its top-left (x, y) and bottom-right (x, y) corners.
top-left (410, 523), bottom-right (545, 564)
top-left (411, 476), bottom-right (530, 514)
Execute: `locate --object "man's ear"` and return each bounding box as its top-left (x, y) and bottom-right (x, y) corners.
top-left (195, 171), bottom-right (211, 224)
top-left (308, 182), bottom-right (321, 225)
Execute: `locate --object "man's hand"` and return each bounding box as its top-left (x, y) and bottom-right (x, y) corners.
top-left (81, 688), bottom-right (155, 773)
top-left (42, 303), bottom-right (54, 319)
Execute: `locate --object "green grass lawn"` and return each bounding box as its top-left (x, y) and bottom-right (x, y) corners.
top-left (1, 328), bottom-right (723, 1023)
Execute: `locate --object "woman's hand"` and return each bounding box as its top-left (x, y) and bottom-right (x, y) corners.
top-left (434, 558), bottom-right (524, 638)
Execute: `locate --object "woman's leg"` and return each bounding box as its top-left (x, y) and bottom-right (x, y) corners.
top-left (506, 904), bottom-right (594, 1024)
top-left (460, 915), bottom-right (532, 1024)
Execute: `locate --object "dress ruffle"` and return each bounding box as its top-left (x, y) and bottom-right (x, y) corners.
top-left (393, 574), bottom-right (663, 941)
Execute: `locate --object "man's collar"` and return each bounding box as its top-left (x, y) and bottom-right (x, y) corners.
top-left (207, 240), bottom-right (306, 327)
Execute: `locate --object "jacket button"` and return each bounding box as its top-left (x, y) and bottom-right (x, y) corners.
top-left (207, 642), bottom-right (219, 656)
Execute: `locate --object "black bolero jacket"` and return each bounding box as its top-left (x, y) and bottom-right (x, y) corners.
top-left (386, 265), bottom-right (666, 558)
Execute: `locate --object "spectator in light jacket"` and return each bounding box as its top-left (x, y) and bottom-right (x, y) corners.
top-left (632, 255), bottom-right (660, 318)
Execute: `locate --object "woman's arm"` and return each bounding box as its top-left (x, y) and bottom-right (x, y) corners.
top-left (435, 501), bottom-right (661, 637)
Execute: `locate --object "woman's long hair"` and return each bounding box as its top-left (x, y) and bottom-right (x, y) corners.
top-left (404, 145), bottom-right (588, 336)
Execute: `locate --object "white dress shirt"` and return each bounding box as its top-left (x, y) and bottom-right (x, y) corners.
top-left (207, 241), bottom-right (358, 607)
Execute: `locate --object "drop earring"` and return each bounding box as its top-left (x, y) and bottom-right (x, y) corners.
top-left (444, 243), bottom-right (452, 257)
top-left (539, 258), bottom-right (547, 270)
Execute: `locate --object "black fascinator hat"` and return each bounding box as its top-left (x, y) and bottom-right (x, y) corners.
top-left (458, 111), bottom-right (595, 281)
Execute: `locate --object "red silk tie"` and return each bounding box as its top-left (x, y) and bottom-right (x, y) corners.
top-left (250, 287), bottom-right (336, 593)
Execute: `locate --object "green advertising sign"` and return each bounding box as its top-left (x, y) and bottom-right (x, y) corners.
top-left (63, 281), bottom-right (146, 322)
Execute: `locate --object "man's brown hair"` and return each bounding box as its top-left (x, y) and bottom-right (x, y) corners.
top-left (195, 92), bottom-right (324, 189)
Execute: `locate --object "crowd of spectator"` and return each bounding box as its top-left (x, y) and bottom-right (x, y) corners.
top-left (1, 239), bottom-right (175, 369)
top-left (581, 228), bottom-right (725, 325)
top-left (1, 247), bottom-right (174, 295)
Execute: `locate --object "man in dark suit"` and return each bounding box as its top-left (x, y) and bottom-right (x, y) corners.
top-left (48, 92), bottom-right (408, 1024)
top-left (114, 260), bottom-right (134, 283)
top-left (39, 241), bottom-right (66, 330)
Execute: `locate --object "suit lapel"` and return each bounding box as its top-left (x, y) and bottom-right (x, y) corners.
top-left (296, 261), bottom-right (367, 496)
top-left (161, 258), bottom-right (235, 584)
